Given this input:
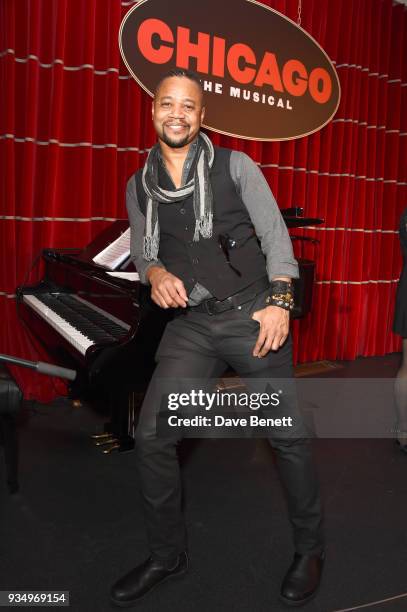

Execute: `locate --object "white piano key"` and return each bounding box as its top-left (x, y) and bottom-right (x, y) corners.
top-left (23, 294), bottom-right (95, 356)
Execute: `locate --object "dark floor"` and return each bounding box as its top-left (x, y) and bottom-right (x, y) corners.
top-left (1, 354), bottom-right (407, 612)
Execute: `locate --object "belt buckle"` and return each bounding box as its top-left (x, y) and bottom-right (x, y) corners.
top-left (215, 296), bottom-right (234, 314)
top-left (204, 299), bottom-right (216, 315)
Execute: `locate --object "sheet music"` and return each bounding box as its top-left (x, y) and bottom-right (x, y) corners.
top-left (92, 228), bottom-right (131, 270)
top-left (107, 272), bottom-right (139, 281)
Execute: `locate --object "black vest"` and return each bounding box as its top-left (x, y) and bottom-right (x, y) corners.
top-left (135, 147), bottom-right (267, 300)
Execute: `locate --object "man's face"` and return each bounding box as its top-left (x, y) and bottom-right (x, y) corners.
top-left (152, 76), bottom-right (205, 148)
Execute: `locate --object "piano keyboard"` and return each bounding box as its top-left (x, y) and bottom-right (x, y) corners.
top-left (23, 293), bottom-right (130, 356)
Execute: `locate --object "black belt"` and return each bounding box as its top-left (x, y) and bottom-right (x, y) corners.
top-left (188, 276), bottom-right (269, 315)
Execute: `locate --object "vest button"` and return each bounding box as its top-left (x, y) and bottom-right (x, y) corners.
top-left (180, 208), bottom-right (186, 214)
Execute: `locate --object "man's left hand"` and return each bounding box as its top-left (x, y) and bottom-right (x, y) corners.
top-left (252, 305), bottom-right (289, 358)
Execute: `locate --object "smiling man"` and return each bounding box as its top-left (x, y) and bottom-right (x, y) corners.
top-left (152, 76), bottom-right (203, 150)
top-left (110, 69), bottom-right (324, 608)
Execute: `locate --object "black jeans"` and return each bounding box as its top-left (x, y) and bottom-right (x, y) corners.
top-left (134, 289), bottom-right (323, 559)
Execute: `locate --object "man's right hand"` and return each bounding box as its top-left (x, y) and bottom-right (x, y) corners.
top-left (146, 267), bottom-right (188, 309)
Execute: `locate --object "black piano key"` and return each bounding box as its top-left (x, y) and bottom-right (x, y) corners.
top-left (35, 293), bottom-right (126, 343)
top-left (57, 295), bottom-right (127, 337)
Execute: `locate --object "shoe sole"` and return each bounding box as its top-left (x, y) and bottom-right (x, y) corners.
top-left (279, 587), bottom-right (319, 608)
top-left (110, 567), bottom-right (188, 608)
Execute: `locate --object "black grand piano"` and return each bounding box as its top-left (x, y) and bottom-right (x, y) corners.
top-left (16, 210), bottom-right (322, 453)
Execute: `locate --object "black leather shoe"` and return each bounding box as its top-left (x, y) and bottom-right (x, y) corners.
top-left (279, 552), bottom-right (324, 607)
top-left (110, 552), bottom-right (188, 607)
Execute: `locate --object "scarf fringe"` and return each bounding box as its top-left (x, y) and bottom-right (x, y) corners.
top-left (143, 233), bottom-right (160, 261)
top-left (194, 211), bottom-right (213, 242)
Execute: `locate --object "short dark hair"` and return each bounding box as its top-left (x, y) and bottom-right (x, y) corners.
top-left (154, 68), bottom-right (204, 100)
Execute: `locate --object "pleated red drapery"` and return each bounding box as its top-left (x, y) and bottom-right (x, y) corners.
top-left (0, 0), bottom-right (406, 400)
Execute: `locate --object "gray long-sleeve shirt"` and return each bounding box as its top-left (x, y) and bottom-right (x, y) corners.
top-left (126, 145), bottom-right (299, 305)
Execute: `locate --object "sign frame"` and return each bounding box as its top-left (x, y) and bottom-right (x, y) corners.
top-left (119, 0), bottom-right (341, 141)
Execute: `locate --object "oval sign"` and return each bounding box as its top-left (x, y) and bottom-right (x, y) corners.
top-left (119, 0), bottom-right (341, 141)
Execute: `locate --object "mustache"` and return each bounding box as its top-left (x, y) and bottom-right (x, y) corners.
top-left (164, 121), bottom-right (189, 127)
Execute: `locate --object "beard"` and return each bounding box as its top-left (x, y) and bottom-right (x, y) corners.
top-left (160, 125), bottom-right (191, 148)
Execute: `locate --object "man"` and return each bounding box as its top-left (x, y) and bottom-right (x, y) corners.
top-left (110, 68), bottom-right (324, 608)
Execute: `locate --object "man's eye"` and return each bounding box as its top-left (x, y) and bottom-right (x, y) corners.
top-left (185, 105), bottom-right (194, 111)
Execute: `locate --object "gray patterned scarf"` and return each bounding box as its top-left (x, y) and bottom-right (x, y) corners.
top-left (142, 132), bottom-right (215, 261)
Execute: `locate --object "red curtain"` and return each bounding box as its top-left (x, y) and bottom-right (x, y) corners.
top-left (1, 0), bottom-right (406, 400)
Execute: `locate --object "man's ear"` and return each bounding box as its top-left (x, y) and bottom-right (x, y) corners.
top-left (151, 100), bottom-right (155, 119)
top-left (200, 105), bottom-right (206, 123)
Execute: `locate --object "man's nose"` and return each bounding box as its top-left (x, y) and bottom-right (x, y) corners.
top-left (169, 104), bottom-right (185, 118)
